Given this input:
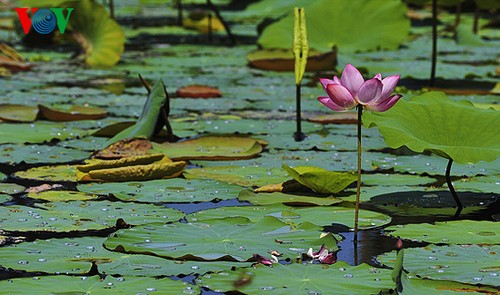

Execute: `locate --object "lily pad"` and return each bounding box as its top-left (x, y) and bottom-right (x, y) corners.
top-left (364, 92), bottom-right (500, 164)
top-left (238, 189), bottom-right (342, 206)
top-left (247, 48), bottom-right (337, 71)
top-left (104, 216), bottom-right (338, 262)
top-left (0, 171), bottom-right (6, 181)
top-left (379, 244), bottom-right (500, 286)
top-left (187, 205), bottom-right (391, 229)
top-left (77, 178), bottom-right (244, 203)
top-left (0, 183), bottom-right (25, 194)
top-left (0, 201), bottom-right (184, 232)
top-left (14, 165), bottom-right (78, 182)
top-left (0, 194), bottom-right (10, 203)
top-left (199, 262), bottom-right (394, 294)
top-left (0, 104), bottom-right (38, 122)
top-left (258, 0), bottom-right (410, 53)
top-left (0, 122), bottom-right (88, 144)
top-left (153, 136), bottom-right (265, 161)
top-left (38, 104), bottom-right (108, 121)
top-left (0, 236), bottom-right (237, 276)
top-left (385, 220), bottom-right (499, 244)
top-left (451, 175), bottom-right (500, 194)
top-left (0, 144), bottom-right (89, 165)
top-left (184, 166), bottom-right (289, 187)
top-left (0, 275), bottom-right (197, 295)
top-left (362, 173), bottom-right (436, 186)
top-left (282, 165), bottom-right (357, 194)
top-left (175, 84), bottom-right (222, 98)
top-left (27, 190), bottom-right (97, 202)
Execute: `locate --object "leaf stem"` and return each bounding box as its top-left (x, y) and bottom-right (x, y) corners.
top-left (294, 84), bottom-right (305, 141)
top-left (354, 105), bottom-right (362, 244)
top-left (430, 0), bottom-right (438, 87)
top-left (206, 0), bottom-right (236, 46)
top-left (445, 159), bottom-right (463, 216)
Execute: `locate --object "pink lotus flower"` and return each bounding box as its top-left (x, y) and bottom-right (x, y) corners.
top-left (306, 244), bottom-right (337, 265)
top-left (318, 64), bottom-right (402, 112)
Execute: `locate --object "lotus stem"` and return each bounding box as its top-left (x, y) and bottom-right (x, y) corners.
top-left (430, 0), bottom-right (437, 87)
top-left (354, 105), bottom-right (362, 244)
top-left (177, 0), bottom-right (183, 26)
top-left (473, 5), bottom-right (479, 34)
top-left (294, 84), bottom-right (305, 141)
top-left (454, 2), bottom-right (462, 31)
top-left (138, 74), bottom-right (151, 94)
top-left (109, 0), bottom-right (114, 19)
top-left (445, 159), bottom-right (463, 215)
top-left (208, 13), bottom-right (213, 43)
top-left (206, 0), bottom-right (236, 46)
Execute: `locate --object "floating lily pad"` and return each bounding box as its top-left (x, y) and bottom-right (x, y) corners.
top-left (187, 205), bottom-right (391, 229)
top-left (362, 173), bottom-right (436, 186)
top-left (0, 201), bottom-right (183, 232)
top-left (451, 175), bottom-right (500, 194)
top-left (184, 166), bottom-right (289, 187)
top-left (258, 0), bottom-right (410, 53)
top-left (175, 84), bottom-right (222, 98)
top-left (0, 194), bottom-right (10, 203)
top-left (385, 220), bottom-right (499, 244)
top-left (0, 183), bottom-right (25, 194)
top-left (0, 104), bottom-right (38, 122)
top-left (282, 165), bottom-right (357, 194)
top-left (0, 275), bottom-right (197, 295)
top-left (0, 171), bottom-right (6, 181)
top-left (379, 244), bottom-right (500, 286)
top-left (0, 236), bottom-right (237, 276)
top-left (199, 262), bottom-right (394, 294)
top-left (364, 92), bottom-right (500, 164)
top-left (0, 144), bottom-right (89, 165)
top-left (27, 190), bottom-right (97, 202)
top-left (104, 216), bottom-right (338, 262)
top-left (77, 178), bottom-right (244, 203)
top-left (247, 49), bottom-right (337, 71)
top-left (399, 274), bottom-right (500, 294)
top-left (238, 189), bottom-right (342, 206)
top-left (152, 136), bottom-right (265, 161)
top-left (38, 104), bottom-right (108, 121)
top-left (0, 122), bottom-right (88, 144)
top-left (58, 136), bottom-right (109, 151)
top-left (14, 165), bottom-right (78, 182)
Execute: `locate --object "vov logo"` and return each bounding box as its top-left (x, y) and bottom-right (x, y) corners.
top-left (15, 7), bottom-right (74, 35)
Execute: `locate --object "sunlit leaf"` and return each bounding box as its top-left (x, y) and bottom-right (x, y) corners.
top-left (282, 165), bottom-right (356, 194)
top-left (238, 189), bottom-right (342, 206)
top-left (364, 92), bottom-right (500, 164)
top-left (0, 104), bottom-right (38, 122)
top-left (38, 104), bottom-right (107, 121)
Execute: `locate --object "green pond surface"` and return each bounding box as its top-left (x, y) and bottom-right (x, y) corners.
top-left (0, 0), bottom-right (499, 294)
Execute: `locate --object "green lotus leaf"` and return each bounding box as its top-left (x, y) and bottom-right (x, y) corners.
top-left (0, 201), bottom-right (183, 232)
top-left (107, 80), bottom-right (167, 145)
top-left (27, 190), bottom-right (97, 201)
top-left (0, 104), bottom-right (38, 122)
top-left (0, 144), bottom-right (88, 165)
top-left (187, 204), bottom-right (391, 229)
top-left (0, 171), bottom-right (5, 181)
top-left (450, 175), bottom-right (500, 194)
top-left (14, 164), bottom-right (78, 182)
top-left (0, 194), bottom-right (10, 203)
top-left (0, 275), bottom-right (197, 295)
top-left (152, 136), bottom-right (265, 161)
top-left (362, 173), bottom-right (436, 186)
top-left (38, 104), bottom-right (108, 121)
top-left (184, 166), bottom-right (289, 187)
top-left (364, 92), bottom-right (500, 164)
top-left (199, 262), bottom-right (394, 294)
top-left (379, 244), bottom-right (500, 286)
top-left (64, 0), bottom-right (125, 67)
top-left (282, 164), bottom-right (356, 194)
top-left (258, 0), bottom-right (410, 53)
top-left (0, 236), bottom-right (238, 276)
top-left (0, 122), bottom-right (88, 144)
top-left (104, 216), bottom-right (338, 262)
top-left (399, 274), bottom-right (499, 294)
top-left (0, 183), bottom-right (25, 194)
top-left (78, 178), bottom-right (244, 202)
top-left (385, 220), bottom-right (499, 244)
top-left (238, 189), bottom-right (342, 206)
